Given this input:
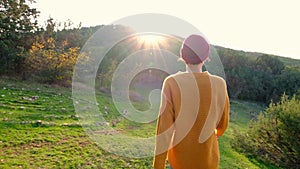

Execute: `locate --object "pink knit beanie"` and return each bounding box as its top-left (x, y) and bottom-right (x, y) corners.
top-left (180, 34), bottom-right (210, 64)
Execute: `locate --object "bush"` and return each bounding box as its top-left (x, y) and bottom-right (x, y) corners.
top-left (24, 37), bottom-right (87, 86)
top-left (233, 95), bottom-right (300, 168)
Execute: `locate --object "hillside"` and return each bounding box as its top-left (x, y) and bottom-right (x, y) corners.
top-left (0, 78), bottom-right (280, 168)
top-left (214, 45), bottom-right (300, 68)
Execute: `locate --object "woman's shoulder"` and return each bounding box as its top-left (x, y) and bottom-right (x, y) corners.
top-left (208, 73), bottom-right (226, 82)
top-left (207, 73), bottom-right (227, 89)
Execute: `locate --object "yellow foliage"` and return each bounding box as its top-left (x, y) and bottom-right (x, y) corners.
top-left (25, 37), bottom-right (88, 86)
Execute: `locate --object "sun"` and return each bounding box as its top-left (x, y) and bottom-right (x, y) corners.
top-left (136, 33), bottom-right (166, 48)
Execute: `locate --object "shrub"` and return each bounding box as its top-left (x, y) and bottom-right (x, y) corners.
top-left (24, 37), bottom-right (87, 86)
top-left (233, 94), bottom-right (300, 168)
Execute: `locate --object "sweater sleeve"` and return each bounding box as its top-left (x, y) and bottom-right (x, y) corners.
top-left (153, 79), bottom-right (175, 169)
top-left (216, 92), bottom-right (230, 137)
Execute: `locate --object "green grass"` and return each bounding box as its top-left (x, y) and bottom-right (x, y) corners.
top-left (0, 78), bottom-right (279, 168)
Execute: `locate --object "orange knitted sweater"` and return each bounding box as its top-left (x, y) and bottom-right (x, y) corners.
top-left (153, 71), bottom-right (230, 169)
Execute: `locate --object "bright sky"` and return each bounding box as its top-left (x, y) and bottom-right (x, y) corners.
top-left (33, 0), bottom-right (300, 60)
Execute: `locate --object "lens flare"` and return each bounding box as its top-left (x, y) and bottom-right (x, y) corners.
top-left (136, 33), bottom-right (166, 48)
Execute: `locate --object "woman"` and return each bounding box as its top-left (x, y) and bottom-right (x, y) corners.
top-left (153, 34), bottom-right (230, 169)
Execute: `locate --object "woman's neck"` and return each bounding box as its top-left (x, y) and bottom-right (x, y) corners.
top-left (186, 63), bottom-right (203, 73)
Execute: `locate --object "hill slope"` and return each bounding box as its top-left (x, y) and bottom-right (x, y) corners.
top-left (0, 79), bottom-right (279, 168)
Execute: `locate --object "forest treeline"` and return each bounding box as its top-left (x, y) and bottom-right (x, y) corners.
top-left (219, 47), bottom-right (300, 103)
top-left (1, 0), bottom-right (300, 104)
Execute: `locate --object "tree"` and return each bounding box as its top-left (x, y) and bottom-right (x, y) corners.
top-left (255, 54), bottom-right (284, 75)
top-left (277, 67), bottom-right (300, 98)
top-left (0, 0), bottom-right (39, 74)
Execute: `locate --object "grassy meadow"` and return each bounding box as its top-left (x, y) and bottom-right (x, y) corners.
top-left (0, 78), bottom-right (279, 169)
